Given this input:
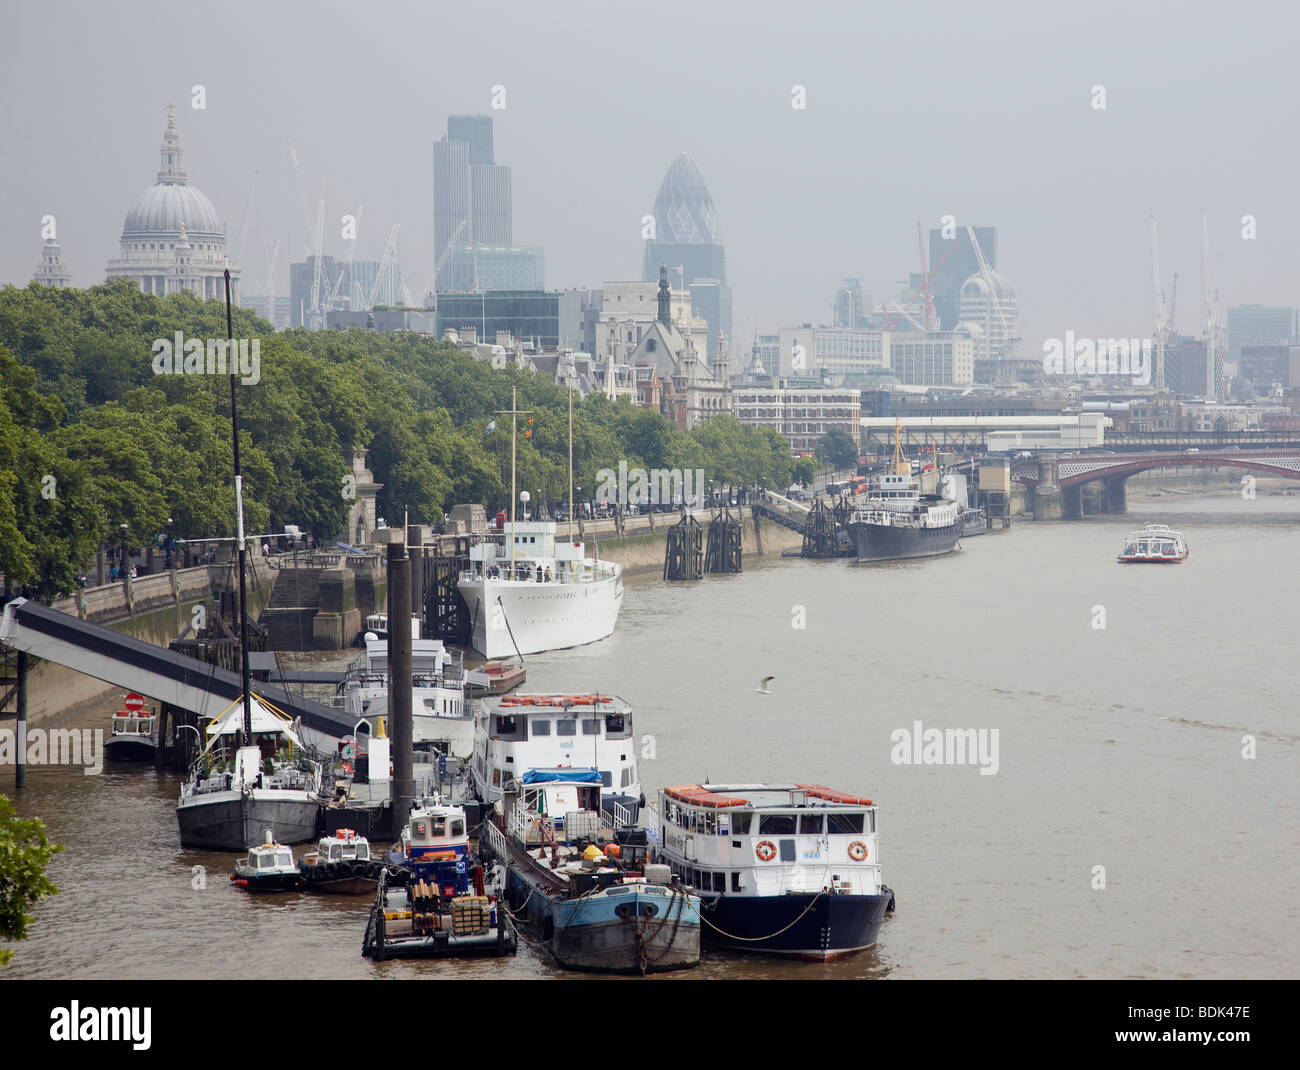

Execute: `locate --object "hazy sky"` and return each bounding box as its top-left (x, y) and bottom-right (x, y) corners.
top-left (3, 0), bottom-right (1298, 355)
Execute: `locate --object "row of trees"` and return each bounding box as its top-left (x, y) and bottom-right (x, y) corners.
top-left (0, 281), bottom-right (800, 599)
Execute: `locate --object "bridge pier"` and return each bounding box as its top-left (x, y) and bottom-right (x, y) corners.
top-left (1032, 453), bottom-right (1062, 520)
top-left (1062, 485), bottom-right (1083, 520)
top-left (1102, 477), bottom-right (1128, 514)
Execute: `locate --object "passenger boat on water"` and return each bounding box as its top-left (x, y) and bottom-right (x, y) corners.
top-left (654, 783), bottom-right (895, 959)
top-left (362, 798), bottom-right (515, 960)
top-left (481, 769), bottom-right (701, 974)
top-left (1117, 523), bottom-right (1189, 563)
top-left (299, 828), bottom-right (385, 894)
top-left (104, 697), bottom-right (158, 762)
top-left (231, 830), bottom-right (301, 893)
top-left (335, 625), bottom-right (474, 758)
top-left (469, 693), bottom-right (642, 821)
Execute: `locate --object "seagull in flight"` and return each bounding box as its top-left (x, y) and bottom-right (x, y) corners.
top-left (755, 676), bottom-right (774, 694)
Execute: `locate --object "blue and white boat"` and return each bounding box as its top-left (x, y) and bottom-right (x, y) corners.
top-left (655, 783), bottom-right (896, 960)
top-left (482, 769), bottom-right (700, 974)
top-left (362, 798), bottom-right (515, 960)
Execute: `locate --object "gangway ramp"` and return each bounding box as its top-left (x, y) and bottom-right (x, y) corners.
top-left (0, 598), bottom-right (353, 747)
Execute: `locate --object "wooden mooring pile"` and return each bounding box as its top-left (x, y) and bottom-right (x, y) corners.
top-left (663, 512), bottom-right (704, 581)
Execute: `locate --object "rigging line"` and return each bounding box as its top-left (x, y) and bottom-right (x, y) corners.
top-left (698, 889), bottom-right (829, 942)
top-left (495, 594), bottom-right (525, 664)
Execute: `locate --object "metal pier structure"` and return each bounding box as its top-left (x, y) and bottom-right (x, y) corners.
top-left (0, 598), bottom-right (355, 770)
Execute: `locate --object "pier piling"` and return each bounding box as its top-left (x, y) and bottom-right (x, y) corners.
top-left (663, 512), bottom-right (704, 581)
top-left (388, 543), bottom-right (414, 829)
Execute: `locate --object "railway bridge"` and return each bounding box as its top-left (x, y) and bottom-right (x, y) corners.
top-left (1010, 449), bottom-right (1300, 518)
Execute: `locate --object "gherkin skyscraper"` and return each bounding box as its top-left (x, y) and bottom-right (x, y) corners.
top-left (642, 153), bottom-right (732, 363)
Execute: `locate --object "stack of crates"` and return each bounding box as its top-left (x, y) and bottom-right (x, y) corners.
top-left (451, 895), bottom-right (491, 935)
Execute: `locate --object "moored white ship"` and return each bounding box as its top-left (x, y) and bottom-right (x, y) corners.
top-left (458, 520), bottom-right (622, 658)
top-left (654, 782), bottom-right (895, 959)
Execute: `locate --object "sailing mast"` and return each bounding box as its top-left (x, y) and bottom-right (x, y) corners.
top-left (224, 267), bottom-right (253, 743)
top-left (568, 370), bottom-right (574, 542)
top-left (510, 385), bottom-right (517, 571)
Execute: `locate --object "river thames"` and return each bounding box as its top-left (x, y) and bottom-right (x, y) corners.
top-left (6, 495), bottom-right (1299, 979)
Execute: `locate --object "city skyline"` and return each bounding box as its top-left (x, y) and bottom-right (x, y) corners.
top-left (3, 1), bottom-right (1298, 357)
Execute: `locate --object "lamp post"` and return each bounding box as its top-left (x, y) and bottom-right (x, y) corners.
top-left (165, 516), bottom-right (174, 569)
top-left (119, 523), bottom-right (129, 583)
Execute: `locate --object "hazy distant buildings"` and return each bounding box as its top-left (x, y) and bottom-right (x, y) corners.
top-left (433, 115), bottom-right (538, 292)
top-left (956, 267), bottom-right (1018, 361)
top-left (33, 238), bottom-right (71, 287)
top-left (732, 384), bottom-right (861, 455)
top-left (889, 331), bottom-right (975, 386)
top-left (1227, 305), bottom-right (1296, 361)
top-left (832, 278), bottom-right (869, 328)
top-left (924, 226), bottom-right (996, 330)
top-left (642, 153), bottom-right (732, 360)
top-left (775, 325), bottom-right (890, 380)
top-left (240, 294), bottom-right (290, 329)
top-left (106, 105), bottom-right (238, 301)
top-left (435, 289), bottom-right (590, 349)
top-left (1238, 344), bottom-right (1300, 390)
top-left (289, 255), bottom-right (341, 327)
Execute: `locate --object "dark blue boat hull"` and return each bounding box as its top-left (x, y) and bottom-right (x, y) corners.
top-left (699, 892), bottom-right (890, 959)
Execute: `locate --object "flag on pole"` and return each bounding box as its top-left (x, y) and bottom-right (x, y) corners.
top-left (486, 417), bottom-right (496, 434)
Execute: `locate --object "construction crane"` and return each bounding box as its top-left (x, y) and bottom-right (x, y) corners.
top-left (257, 238), bottom-right (280, 328)
top-left (235, 171), bottom-right (258, 268)
top-left (423, 219), bottom-right (467, 310)
top-left (1201, 212), bottom-right (1222, 402)
top-left (916, 221), bottom-right (935, 331)
top-left (966, 224), bottom-right (1018, 360)
top-left (369, 223), bottom-right (401, 309)
top-left (879, 226), bottom-right (962, 332)
top-left (1150, 216), bottom-right (1168, 390)
top-left (308, 189), bottom-right (326, 329)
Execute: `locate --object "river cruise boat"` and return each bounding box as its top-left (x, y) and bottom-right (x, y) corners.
top-left (470, 693), bottom-right (642, 822)
top-left (482, 769), bottom-right (700, 973)
top-left (336, 627), bottom-right (474, 758)
top-left (458, 520), bottom-right (623, 658)
top-left (231, 830), bottom-right (301, 893)
top-left (655, 783), bottom-right (895, 960)
top-left (1118, 524), bottom-right (1189, 563)
top-left (299, 828), bottom-right (382, 894)
top-left (177, 694), bottom-right (323, 851)
top-left (362, 798), bottom-right (515, 960)
top-left (104, 702), bottom-right (158, 762)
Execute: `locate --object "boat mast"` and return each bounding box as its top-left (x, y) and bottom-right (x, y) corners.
top-left (568, 371), bottom-right (574, 542)
top-left (510, 385), bottom-right (517, 571)
top-left (224, 267), bottom-right (253, 744)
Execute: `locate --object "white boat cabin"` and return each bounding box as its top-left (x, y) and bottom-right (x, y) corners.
top-left (471, 694), bottom-right (639, 803)
top-left (402, 801), bottom-right (470, 860)
top-left (656, 784), bottom-right (884, 899)
top-left (303, 828), bottom-right (371, 866)
top-left (111, 710), bottom-right (154, 738)
top-left (464, 520), bottom-right (602, 585)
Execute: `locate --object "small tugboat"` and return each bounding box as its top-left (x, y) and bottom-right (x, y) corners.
top-left (1118, 523), bottom-right (1189, 563)
top-left (361, 798), bottom-right (515, 960)
top-left (231, 830), bottom-right (302, 893)
top-left (104, 694), bottom-right (158, 762)
top-left (655, 782), bottom-right (895, 959)
top-left (482, 769), bottom-right (700, 974)
top-left (299, 829), bottom-right (384, 894)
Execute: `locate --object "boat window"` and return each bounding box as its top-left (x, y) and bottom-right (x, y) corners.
top-left (759, 814), bottom-right (797, 835)
top-left (779, 840), bottom-right (797, 862)
top-left (357, 844), bottom-right (370, 859)
top-left (581, 718), bottom-right (600, 735)
top-left (868, 811), bottom-right (876, 834)
top-left (799, 814), bottom-right (824, 835)
top-left (451, 819), bottom-right (465, 837)
top-left (604, 714), bottom-right (626, 736)
top-left (531, 719), bottom-right (551, 736)
top-left (620, 768), bottom-right (632, 788)
top-left (731, 812), bottom-right (752, 834)
top-left (257, 854), bottom-right (274, 869)
top-left (431, 816), bottom-right (446, 836)
top-left (731, 871), bottom-right (742, 893)
top-left (491, 715), bottom-right (525, 741)
top-left (718, 814), bottom-right (729, 836)
top-left (704, 811), bottom-right (717, 834)
top-left (492, 769), bottom-right (501, 786)
top-left (277, 851), bottom-right (293, 867)
top-left (328, 845), bottom-right (341, 860)
top-left (556, 719), bottom-right (576, 736)
top-left (828, 812), bottom-right (865, 834)
top-left (600, 770), bottom-right (612, 787)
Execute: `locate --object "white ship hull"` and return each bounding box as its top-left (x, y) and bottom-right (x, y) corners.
top-left (460, 572), bottom-right (623, 658)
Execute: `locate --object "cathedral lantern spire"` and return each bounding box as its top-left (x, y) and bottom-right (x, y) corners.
top-left (657, 264), bottom-right (671, 325)
top-left (158, 101), bottom-right (187, 184)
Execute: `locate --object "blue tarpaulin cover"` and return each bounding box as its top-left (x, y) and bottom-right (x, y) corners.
top-left (521, 768), bottom-right (601, 784)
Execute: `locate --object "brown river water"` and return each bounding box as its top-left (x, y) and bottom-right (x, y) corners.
top-left (5, 493), bottom-right (1299, 979)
